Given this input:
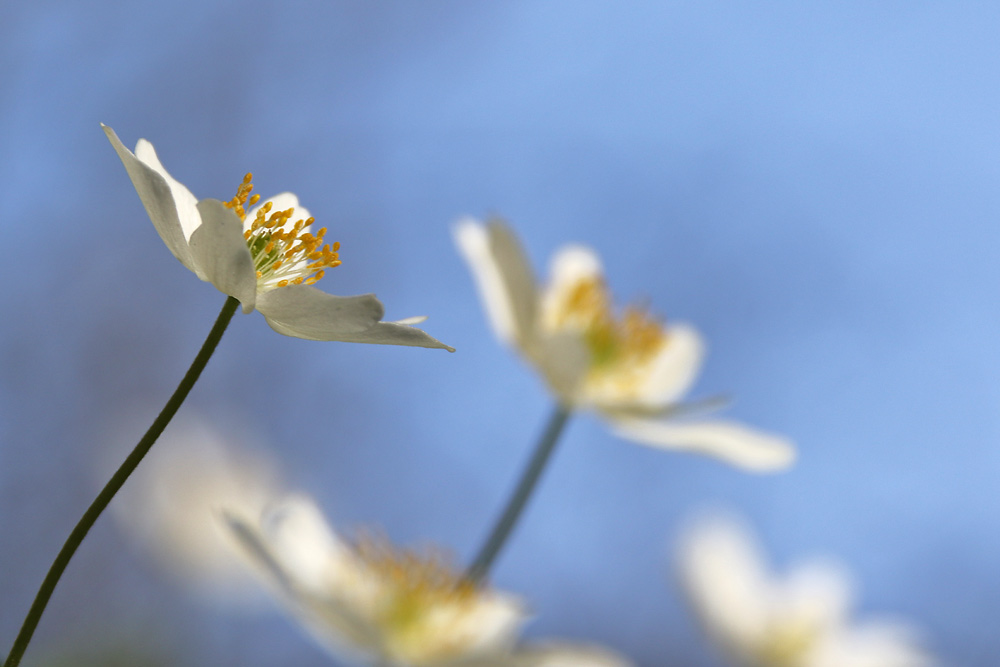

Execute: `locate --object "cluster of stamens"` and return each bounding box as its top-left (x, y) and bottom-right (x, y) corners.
top-left (554, 277), bottom-right (668, 371)
top-left (224, 173), bottom-right (342, 291)
top-left (354, 535), bottom-right (476, 610)
top-left (754, 617), bottom-right (820, 667)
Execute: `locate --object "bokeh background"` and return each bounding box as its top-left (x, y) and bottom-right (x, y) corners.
top-left (2, 2), bottom-right (999, 665)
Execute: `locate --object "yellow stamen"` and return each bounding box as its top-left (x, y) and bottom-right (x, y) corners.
top-left (226, 174), bottom-right (343, 291)
top-left (354, 534), bottom-right (476, 609)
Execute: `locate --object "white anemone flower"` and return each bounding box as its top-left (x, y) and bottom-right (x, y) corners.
top-left (678, 514), bottom-right (933, 667)
top-left (227, 496), bottom-right (633, 667)
top-left (104, 125), bottom-right (452, 351)
top-left (227, 495), bottom-right (526, 665)
top-left (454, 219), bottom-right (793, 471)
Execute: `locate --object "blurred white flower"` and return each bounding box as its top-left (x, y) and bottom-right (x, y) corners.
top-left (454, 219), bottom-right (793, 471)
top-left (227, 495), bottom-right (632, 666)
top-left (677, 514), bottom-right (933, 667)
top-left (103, 124), bottom-right (452, 351)
top-left (113, 415), bottom-right (284, 605)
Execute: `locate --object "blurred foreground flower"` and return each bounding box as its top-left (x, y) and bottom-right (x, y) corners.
top-left (104, 125), bottom-right (452, 350)
top-left (113, 415), bottom-right (284, 605)
top-left (455, 219), bottom-right (792, 471)
top-left (228, 496), bottom-right (632, 666)
top-left (678, 514), bottom-right (932, 667)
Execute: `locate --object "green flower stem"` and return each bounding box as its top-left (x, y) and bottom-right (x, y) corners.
top-left (465, 404), bottom-right (572, 583)
top-left (3, 296), bottom-right (241, 667)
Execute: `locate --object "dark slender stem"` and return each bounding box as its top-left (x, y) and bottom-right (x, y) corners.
top-left (3, 296), bottom-right (240, 667)
top-left (465, 404), bottom-right (572, 583)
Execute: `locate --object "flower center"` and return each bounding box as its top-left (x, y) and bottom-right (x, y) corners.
top-left (224, 173), bottom-right (342, 291)
top-left (353, 535), bottom-right (479, 662)
top-left (754, 617), bottom-right (820, 667)
top-left (551, 277), bottom-right (667, 371)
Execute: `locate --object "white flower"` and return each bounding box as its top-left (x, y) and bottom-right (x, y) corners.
top-left (678, 514), bottom-right (933, 667)
top-left (112, 415), bottom-right (284, 605)
top-left (454, 219), bottom-right (793, 471)
top-left (103, 125), bottom-right (452, 351)
top-left (227, 495), bottom-right (526, 665)
top-left (227, 496), bottom-right (634, 667)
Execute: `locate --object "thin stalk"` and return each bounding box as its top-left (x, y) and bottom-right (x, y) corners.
top-left (465, 405), bottom-right (572, 583)
top-left (3, 296), bottom-right (240, 667)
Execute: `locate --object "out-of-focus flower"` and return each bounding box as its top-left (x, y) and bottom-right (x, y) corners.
top-left (454, 219), bottom-right (792, 471)
top-left (226, 495), bottom-right (524, 665)
top-left (103, 125), bottom-right (452, 351)
top-left (113, 415), bottom-right (284, 605)
top-left (677, 514), bottom-right (933, 667)
top-left (227, 495), bottom-right (632, 666)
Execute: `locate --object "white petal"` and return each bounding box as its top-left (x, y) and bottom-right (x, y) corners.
top-left (255, 495), bottom-right (351, 589)
top-left (547, 244), bottom-right (603, 290)
top-left (133, 137), bottom-right (203, 241)
top-left (525, 332), bottom-right (590, 405)
top-left (257, 287), bottom-right (454, 349)
top-left (103, 125), bottom-right (203, 278)
top-left (409, 591), bottom-right (528, 662)
top-left (393, 315), bottom-right (428, 325)
top-left (810, 622), bottom-right (933, 667)
top-left (256, 285), bottom-right (384, 337)
top-left (315, 320), bottom-right (456, 351)
top-left (454, 218), bottom-right (538, 346)
top-left (511, 643), bottom-right (634, 667)
top-left (226, 498), bottom-right (383, 662)
top-left (779, 561), bottom-right (854, 638)
top-left (632, 323), bottom-right (705, 406)
top-left (678, 514), bottom-right (775, 651)
top-left (610, 418), bottom-right (795, 471)
top-left (191, 200), bottom-right (258, 312)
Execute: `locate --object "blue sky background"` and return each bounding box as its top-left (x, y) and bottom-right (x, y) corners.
top-left (2, 2), bottom-right (1000, 665)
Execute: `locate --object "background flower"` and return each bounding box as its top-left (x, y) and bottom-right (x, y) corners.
top-left (677, 513), bottom-right (932, 667)
top-left (456, 219), bottom-right (793, 471)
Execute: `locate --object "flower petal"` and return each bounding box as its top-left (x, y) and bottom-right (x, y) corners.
top-left (678, 514), bottom-right (775, 650)
top-left (103, 124), bottom-right (203, 278)
top-left (610, 418), bottom-right (795, 471)
top-left (191, 200), bottom-right (258, 312)
top-left (245, 192), bottom-right (312, 234)
top-left (632, 323), bottom-right (705, 406)
top-left (526, 332), bottom-right (590, 405)
top-left (226, 498), bottom-right (383, 662)
top-left (811, 622), bottom-right (933, 667)
top-left (314, 320), bottom-right (456, 351)
top-left (256, 285), bottom-right (384, 337)
top-left (780, 561), bottom-right (854, 638)
top-left (547, 244), bottom-right (603, 291)
top-left (454, 218), bottom-right (538, 346)
top-left (257, 285), bottom-right (453, 349)
top-left (511, 643), bottom-right (634, 667)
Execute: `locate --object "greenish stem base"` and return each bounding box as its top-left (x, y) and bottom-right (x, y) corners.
top-left (3, 296), bottom-right (240, 667)
top-left (465, 404), bottom-right (572, 583)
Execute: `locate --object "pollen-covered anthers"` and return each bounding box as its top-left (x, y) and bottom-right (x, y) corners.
top-left (551, 277), bottom-right (668, 369)
top-left (755, 618), bottom-right (821, 667)
top-left (227, 174), bottom-right (343, 291)
top-left (224, 173), bottom-right (261, 220)
top-left (354, 534), bottom-right (477, 608)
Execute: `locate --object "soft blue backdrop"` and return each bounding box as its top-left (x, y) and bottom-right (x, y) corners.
top-left (2, 2), bottom-right (999, 665)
